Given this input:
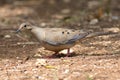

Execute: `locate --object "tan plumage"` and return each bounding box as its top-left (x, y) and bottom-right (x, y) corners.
top-left (16, 23), bottom-right (118, 56)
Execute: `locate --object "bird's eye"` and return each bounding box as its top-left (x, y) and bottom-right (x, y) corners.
top-left (24, 25), bottom-right (27, 27)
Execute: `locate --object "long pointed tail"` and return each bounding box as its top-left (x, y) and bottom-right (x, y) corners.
top-left (82, 31), bottom-right (119, 40)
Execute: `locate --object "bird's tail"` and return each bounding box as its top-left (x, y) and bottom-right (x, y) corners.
top-left (83, 31), bottom-right (119, 40)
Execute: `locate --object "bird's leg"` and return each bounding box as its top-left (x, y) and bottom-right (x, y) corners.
top-left (67, 48), bottom-right (70, 57)
top-left (51, 51), bottom-right (59, 57)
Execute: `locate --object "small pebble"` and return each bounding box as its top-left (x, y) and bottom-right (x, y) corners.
top-left (89, 19), bottom-right (98, 25)
top-left (35, 59), bottom-right (47, 66)
top-left (111, 16), bottom-right (119, 20)
top-left (40, 22), bottom-right (46, 27)
top-left (64, 69), bottom-right (69, 74)
top-left (61, 9), bottom-right (71, 14)
top-left (4, 35), bottom-right (11, 38)
top-left (35, 75), bottom-right (45, 79)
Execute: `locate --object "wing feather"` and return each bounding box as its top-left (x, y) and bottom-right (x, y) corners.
top-left (43, 28), bottom-right (89, 45)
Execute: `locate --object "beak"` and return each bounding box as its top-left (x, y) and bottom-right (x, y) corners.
top-left (16, 26), bottom-right (22, 33)
top-left (16, 29), bottom-right (20, 33)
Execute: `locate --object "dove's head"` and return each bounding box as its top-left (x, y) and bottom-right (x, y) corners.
top-left (16, 23), bottom-right (33, 33)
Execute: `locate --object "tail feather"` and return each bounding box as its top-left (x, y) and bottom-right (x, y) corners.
top-left (82, 31), bottom-right (119, 40)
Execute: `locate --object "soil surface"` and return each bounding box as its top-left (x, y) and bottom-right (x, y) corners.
top-left (0, 0), bottom-right (120, 80)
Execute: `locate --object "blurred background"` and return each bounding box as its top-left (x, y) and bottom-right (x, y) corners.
top-left (0, 0), bottom-right (119, 28)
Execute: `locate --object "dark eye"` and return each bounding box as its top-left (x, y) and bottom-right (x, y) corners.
top-left (24, 25), bottom-right (27, 27)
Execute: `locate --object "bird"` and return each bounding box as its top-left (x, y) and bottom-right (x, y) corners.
top-left (16, 23), bottom-right (117, 57)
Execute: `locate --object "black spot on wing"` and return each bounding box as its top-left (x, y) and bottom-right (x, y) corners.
top-left (67, 32), bottom-right (70, 34)
top-left (62, 31), bottom-right (64, 34)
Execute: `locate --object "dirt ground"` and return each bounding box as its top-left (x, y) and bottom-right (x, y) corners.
top-left (0, 0), bottom-right (120, 80)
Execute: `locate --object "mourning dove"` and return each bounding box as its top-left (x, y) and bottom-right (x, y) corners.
top-left (16, 23), bottom-right (118, 56)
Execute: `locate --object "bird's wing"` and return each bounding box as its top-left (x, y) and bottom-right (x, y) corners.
top-left (44, 28), bottom-right (89, 45)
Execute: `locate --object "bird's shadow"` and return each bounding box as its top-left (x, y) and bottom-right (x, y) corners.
top-left (41, 51), bottom-right (120, 59)
top-left (38, 52), bottom-right (77, 59)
